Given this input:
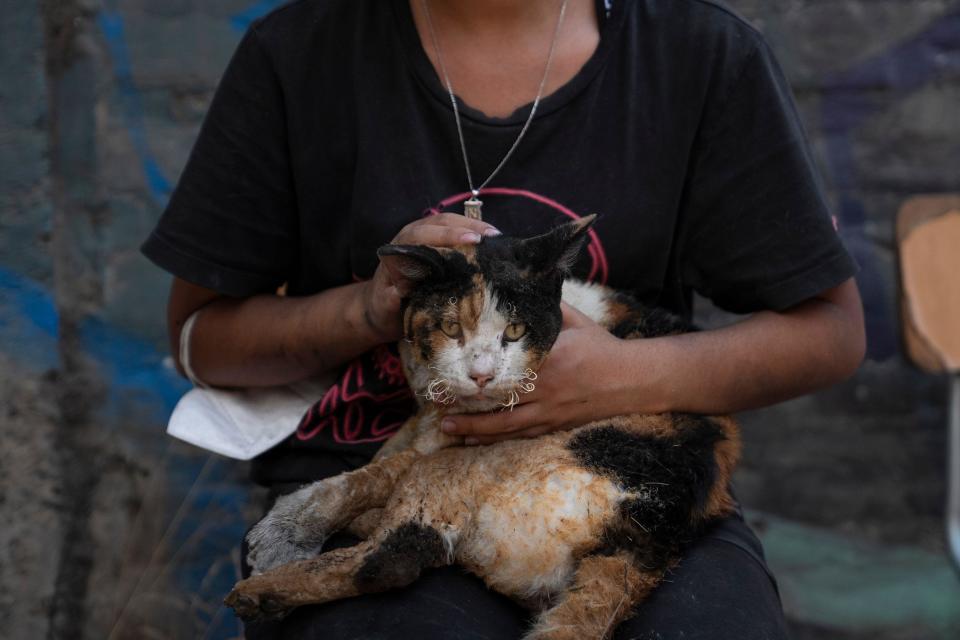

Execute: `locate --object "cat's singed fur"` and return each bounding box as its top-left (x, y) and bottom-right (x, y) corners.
top-left (225, 217), bottom-right (741, 639)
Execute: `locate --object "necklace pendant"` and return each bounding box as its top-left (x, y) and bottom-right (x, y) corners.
top-left (463, 197), bottom-right (483, 221)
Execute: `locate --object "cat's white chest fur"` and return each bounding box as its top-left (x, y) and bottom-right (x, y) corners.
top-left (562, 279), bottom-right (613, 325)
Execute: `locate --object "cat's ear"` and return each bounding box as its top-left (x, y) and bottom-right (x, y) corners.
top-left (377, 244), bottom-right (446, 289)
top-left (519, 214), bottom-right (597, 275)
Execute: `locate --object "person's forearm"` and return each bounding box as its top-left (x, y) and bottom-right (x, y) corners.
top-left (600, 291), bottom-right (866, 416)
top-left (167, 214), bottom-right (498, 389)
top-left (187, 281), bottom-right (390, 388)
top-left (425, 280), bottom-right (865, 444)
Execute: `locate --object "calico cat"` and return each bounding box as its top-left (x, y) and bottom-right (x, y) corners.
top-left (225, 216), bottom-right (741, 639)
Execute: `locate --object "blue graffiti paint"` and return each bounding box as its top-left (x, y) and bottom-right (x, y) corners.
top-left (0, 266), bottom-right (59, 338)
top-left (97, 11), bottom-right (173, 207)
top-left (0, 264), bottom-right (187, 419)
top-left (79, 316), bottom-right (190, 420)
top-left (231, 0), bottom-right (287, 32)
top-left (0, 266), bottom-right (59, 372)
top-left (0, 266), bottom-right (246, 640)
top-left (819, 10), bottom-right (960, 360)
top-left (96, 1), bottom-right (290, 205)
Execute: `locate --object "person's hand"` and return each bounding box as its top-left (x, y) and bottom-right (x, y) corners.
top-left (441, 303), bottom-right (640, 444)
top-left (360, 213), bottom-right (500, 341)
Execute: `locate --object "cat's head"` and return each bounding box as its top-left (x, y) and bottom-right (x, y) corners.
top-left (378, 215), bottom-right (596, 413)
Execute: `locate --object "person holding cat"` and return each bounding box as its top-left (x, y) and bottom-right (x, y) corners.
top-left (143, 0), bottom-right (864, 638)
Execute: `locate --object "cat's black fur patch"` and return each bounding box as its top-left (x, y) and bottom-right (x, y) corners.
top-left (403, 250), bottom-right (478, 307)
top-left (569, 417), bottom-right (725, 551)
top-left (472, 219), bottom-right (594, 353)
top-left (412, 321), bottom-right (434, 362)
top-left (475, 235), bottom-right (570, 353)
top-left (354, 522), bottom-right (445, 593)
top-left (609, 293), bottom-right (694, 339)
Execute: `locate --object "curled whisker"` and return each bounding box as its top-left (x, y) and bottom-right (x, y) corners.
top-left (423, 377), bottom-right (457, 405)
top-left (516, 368), bottom-right (538, 394)
top-left (426, 377), bottom-right (445, 393)
top-left (499, 389), bottom-right (521, 411)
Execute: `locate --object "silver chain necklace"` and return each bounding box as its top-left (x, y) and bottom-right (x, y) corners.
top-left (421, 0), bottom-right (570, 220)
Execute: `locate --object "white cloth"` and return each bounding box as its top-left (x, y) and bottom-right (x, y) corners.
top-left (166, 375), bottom-right (333, 460)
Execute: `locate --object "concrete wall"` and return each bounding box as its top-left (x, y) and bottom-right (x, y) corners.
top-left (1, 1), bottom-right (958, 638)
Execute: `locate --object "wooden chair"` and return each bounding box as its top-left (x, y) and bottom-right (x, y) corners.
top-left (897, 194), bottom-right (960, 572)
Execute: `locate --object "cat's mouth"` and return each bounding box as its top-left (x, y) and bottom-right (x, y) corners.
top-left (452, 389), bottom-right (518, 411)
top-left (423, 369), bottom-right (539, 411)
top-left (460, 389), bottom-right (505, 403)
top-left (424, 381), bottom-right (499, 405)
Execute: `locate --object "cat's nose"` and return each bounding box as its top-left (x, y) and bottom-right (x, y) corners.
top-left (469, 372), bottom-right (494, 388)
top-left (469, 354), bottom-right (495, 388)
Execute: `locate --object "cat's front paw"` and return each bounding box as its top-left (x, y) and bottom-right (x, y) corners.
top-left (246, 485), bottom-right (329, 575)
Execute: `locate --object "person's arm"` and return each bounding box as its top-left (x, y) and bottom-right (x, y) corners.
top-left (168, 214), bottom-right (499, 389)
top-left (442, 277), bottom-right (865, 444)
top-left (169, 279), bottom-right (387, 388)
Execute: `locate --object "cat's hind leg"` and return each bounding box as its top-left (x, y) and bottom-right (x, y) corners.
top-left (227, 521), bottom-right (451, 622)
top-left (523, 552), bottom-right (663, 640)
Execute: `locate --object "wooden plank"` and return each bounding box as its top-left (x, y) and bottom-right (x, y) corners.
top-left (897, 195), bottom-right (960, 374)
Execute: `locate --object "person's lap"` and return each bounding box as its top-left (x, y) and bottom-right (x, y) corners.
top-left (619, 536), bottom-right (789, 640)
top-left (242, 523), bottom-right (789, 640)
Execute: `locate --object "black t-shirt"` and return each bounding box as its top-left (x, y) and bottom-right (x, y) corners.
top-left (143, 0), bottom-right (856, 484)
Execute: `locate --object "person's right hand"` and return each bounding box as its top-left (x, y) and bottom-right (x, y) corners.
top-left (360, 213), bottom-right (500, 342)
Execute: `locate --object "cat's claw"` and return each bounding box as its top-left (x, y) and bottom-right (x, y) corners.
top-left (225, 583), bottom-right (293, 622)
top-left (224, 589), bottom-right (261, 620)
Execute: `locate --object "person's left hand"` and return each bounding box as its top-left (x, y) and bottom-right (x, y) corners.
top-left (440, 303), bottom-right (627, 445)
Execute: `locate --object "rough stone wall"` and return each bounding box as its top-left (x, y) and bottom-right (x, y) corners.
top-left (2, 4), bottom-right (256, 638)
top-left (725, 0), bottom-right (960, 552)
top-left (0, 1), bottom-right (958, 639)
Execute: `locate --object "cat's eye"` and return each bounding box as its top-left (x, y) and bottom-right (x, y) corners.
top-left (504, 322), bottom-right (527, 342)
top-left (440, 318), bottom-right (462, 339)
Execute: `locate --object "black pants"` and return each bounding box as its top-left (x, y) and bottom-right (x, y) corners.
top-left (242, 448), bottom-right (789, 640)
